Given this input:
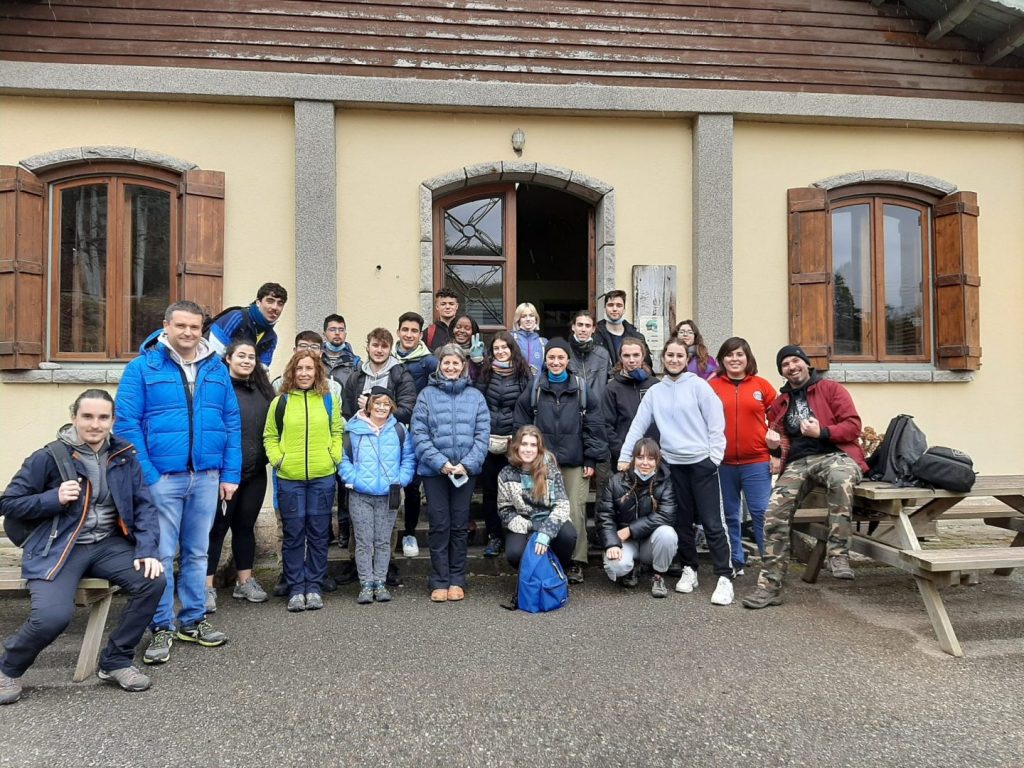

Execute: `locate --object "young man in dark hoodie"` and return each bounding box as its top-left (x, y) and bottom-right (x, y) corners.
top-left (321, 313), bottom-right (361, 391)
top-left (742, 345), bottom-right (868, 609)
top-left (595, 290), bottom-right (653, 369)
top-left (425, 288), bottom-right (460, 353)
top-left (0, 390), bottom-right (165, 704)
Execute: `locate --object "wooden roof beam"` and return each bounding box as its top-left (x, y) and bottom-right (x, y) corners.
top-left (982, 20), bottom-right (1024, 64)
top-left (926, 0), bottom-right (982, 42)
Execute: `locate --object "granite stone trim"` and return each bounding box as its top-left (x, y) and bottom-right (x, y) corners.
top-left (692, 114), bottom-right (734, 348)
top-left (0, 367), bottom-right (124, 385)
top-left (4, 62), bottom-right (1024, 129)
top-left (294, 100), bottom-right (337, 335)
top-left (823, 367), bottom-right (974, 383)
top-left (419, 163), bottom-right (615, 309)
top-left (20, 145), bottom-right (199, 173)
top-left (813, 170), bottom-right (957, 195)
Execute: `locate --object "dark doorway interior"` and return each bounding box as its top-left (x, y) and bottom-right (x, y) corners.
top-left (515, 184), bottom-right (591, 338)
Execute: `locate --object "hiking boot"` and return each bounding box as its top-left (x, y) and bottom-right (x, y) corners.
top-left (97, 665), bottom-right (151, 692)
top-left (304, 592), bottom-right (323, 611)
top-left (650, 573), bottom-right (668, 598)
top-left (287, 594), bottom-right (306, 612)
top-left (742, 585), bottom-right (784, 609)
top-left (0, 672), bottom-right (22, 705)
top-left (621, 567), bottom-right (639, 589)
top-left (357, 583), bottom-right (374, 604)
top-left (337, 561), bottom-right (358, 585)
top-left (374, 581), bottom-right (392, 603)
top-left (232, 578), bottom-right (268, 603)
top-left (402, 535), bottom-right (420, 558)
top-left (483, 536), bottom-right (504, 558)
top-left (568, 563), bottom-right (585, 584)
top-left (177, 620), bottom-right (227, 647)
top-left (829, 555), bottom-right (855, 580)
top-left (675, 566), bottom-right (698, 594)
top-left (143, 629), bottom-right (174, 665)
top-left (386, 562), bottom-right (403, 587)
top-left (711, 576), bottom-right (734, 606)
top-left (320, 576), bottom-right (338, 593)
top-left (205, 586), bottom-right (217, 614)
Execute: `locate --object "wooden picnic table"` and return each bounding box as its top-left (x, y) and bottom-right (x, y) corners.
top-left (795, 475), bottom-right (1024, 657)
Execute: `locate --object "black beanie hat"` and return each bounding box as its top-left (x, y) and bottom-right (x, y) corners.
top-left (545, 337), bottom-right (571, 360)
top-left (368, 385), bottom-right (395, 401)
top-left (776, 345), bottom-right (811, 374)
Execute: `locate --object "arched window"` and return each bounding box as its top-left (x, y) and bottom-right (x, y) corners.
top-left (788, 182), bottom-right (980, 371)
top-left (0, 160), bottom-right (224, 368)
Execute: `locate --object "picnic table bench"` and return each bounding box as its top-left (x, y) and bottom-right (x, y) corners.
top-left (0, 565), bottom-right (119, 682)
top-left (793, 475), bottom-right (1024, 657)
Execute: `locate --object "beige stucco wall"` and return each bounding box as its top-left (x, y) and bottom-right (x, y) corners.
top-left (734, 122), bottom-right (1024, 473)
top-left (336, 110), bottom-right (692, 350)
top-left (0, 96), bottom-right (295, 482)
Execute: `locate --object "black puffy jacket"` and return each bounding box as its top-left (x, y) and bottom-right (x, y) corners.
top-left (476, 372), bottom-right (530, 437)
top-left (513, 372), bottom-right (608, 468)
top-left (595, 466), bottom-right (677, 550)
top-left (231, 377), bottom-right (272, 479)
top-left (602, 371), bottom-right (659, 460)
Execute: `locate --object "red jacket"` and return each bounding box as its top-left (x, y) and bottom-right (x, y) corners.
top-left (709, 375), bottom-right (776, 465)
top-left (766, 375), bottom-right (868, 473)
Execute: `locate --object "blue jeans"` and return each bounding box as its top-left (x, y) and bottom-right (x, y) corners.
top-left (149, 470), bottom-right (220, 630)
top-left (719, 461), bottom-right (772, 566)
top-left (278, 476), bottom-right (335, 597)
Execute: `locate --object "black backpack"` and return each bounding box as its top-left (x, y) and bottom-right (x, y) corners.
top-left (867, 414), bottom-right (928, 487)
top-left (913, 447), bottom-right (976, 492)
top-left (2, 441), bottom-right (77, 548)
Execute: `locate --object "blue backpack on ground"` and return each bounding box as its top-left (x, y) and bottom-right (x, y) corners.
top-left (517, 533), bottom-right (569, 613)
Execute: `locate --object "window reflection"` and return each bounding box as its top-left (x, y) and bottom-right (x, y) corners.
top-left (832, 204), bottom-right (872, 357)
top-left (59, 184), bottom-right (108, 353)
top-left (883, 204), bottom-right (924, 357)
top-left (126, 185), bottom-right (172, 351)
top-left (444, 197), bottom-right (503, 257)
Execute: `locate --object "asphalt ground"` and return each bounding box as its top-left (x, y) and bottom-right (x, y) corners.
top-left (2, 533), bottom-right (1024, 768)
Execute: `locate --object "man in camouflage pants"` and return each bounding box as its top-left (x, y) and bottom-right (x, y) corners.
top-left (742, 345), bottom-right (869, 609)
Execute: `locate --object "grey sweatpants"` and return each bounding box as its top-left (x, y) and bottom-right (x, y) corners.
top-left (348, 491), bottom-right (397, 585)
top-left (603, 524), bottom-right (679, 581)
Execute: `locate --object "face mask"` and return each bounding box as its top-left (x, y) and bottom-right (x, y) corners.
top-left (634, 469), bottom-right (656, 481)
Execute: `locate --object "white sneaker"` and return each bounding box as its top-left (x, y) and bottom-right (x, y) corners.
top-left (711, 576), bottom-right (734, 606)
top-left (675, 566), bottom-right (698, 594)
top-left (402, 535), bottom-right (419, 558)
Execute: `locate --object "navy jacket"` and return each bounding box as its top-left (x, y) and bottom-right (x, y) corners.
top-left (0, 435), bottom-right (160, 580)
top-left (513, 371), bottom-right (608, 469)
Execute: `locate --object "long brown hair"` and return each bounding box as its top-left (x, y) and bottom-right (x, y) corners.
top-left (508, 425), bottom-right (549, 504)
top-left (280, 349), bottom-right (329, 396)
top-left (620, 438), bottom-right (663, 513)
top-left (675, 319), bottom-right (711, 373)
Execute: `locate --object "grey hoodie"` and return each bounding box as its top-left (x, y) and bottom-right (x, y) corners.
top-left (359, 356), bottom-right (403, 394)
top-left (158, 333), bottom-right (215, 395)
top-left (58, 424), bottom-right (117, 544)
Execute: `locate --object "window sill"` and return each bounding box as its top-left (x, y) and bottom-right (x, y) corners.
top-left (0, 363), bottom-right (126, 385)
top-left (823, 365), bottom-right (973, 384)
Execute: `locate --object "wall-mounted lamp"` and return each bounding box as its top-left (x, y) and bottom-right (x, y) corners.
top-left (511, 127), bottom-right (526, 156)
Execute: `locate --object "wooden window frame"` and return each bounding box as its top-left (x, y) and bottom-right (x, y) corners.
top-left (829, 194), bottom-right (932, 364)
top-left (47, 172), bottom-right (179, 362)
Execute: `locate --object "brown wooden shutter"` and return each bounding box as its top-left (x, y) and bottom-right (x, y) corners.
top-left (0, 166), bottom-right (45, 370)
top-left (178, 169), bottom-right (225, 316)
top-left (933, 191), bottom-right (981, 371)
top-left (788, 187), bottom-right (831, 370)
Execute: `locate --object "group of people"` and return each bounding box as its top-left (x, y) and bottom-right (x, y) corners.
top-left (0, 281), bottom-right (870, 704)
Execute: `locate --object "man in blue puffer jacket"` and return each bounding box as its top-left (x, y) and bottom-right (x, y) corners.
top-left (115, 301), bottom-right (241, 666)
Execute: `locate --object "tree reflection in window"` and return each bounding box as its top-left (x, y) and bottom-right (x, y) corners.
top-left (444, 263), bottom-right (504, 326)
top-left (444, 197), bottom-right (503, 257)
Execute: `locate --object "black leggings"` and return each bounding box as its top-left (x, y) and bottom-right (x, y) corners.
top-left (207, 469), bottom-right (268, 574)
top-left (505, 522), bottom-right (577, 572)
top-left (478, 451), bottom-right (509, 540)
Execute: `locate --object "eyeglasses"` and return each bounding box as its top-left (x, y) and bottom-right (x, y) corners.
top-left (325, 327), bottom-right (346, 334)
top-left (296, 343), bottom-right (322, 352)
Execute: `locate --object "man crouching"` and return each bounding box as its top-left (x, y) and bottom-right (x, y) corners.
top-left (0, 389), bottom-right (164, 704)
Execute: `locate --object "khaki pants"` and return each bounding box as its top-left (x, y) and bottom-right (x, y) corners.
top-left (561, 466), bottom-right (590, 564)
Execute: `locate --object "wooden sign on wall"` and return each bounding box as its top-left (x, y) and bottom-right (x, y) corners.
top-left (632, 265), bottom-right (677, 374)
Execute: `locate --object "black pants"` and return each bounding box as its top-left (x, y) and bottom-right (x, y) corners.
top-left (478, 452), bottom-right (509, 541)
top-left (208, 469), bottom-right (267, 575)
top-left (1, 536), bottom-right (165, 677)
top-left (668, 460), bottom-right (733, 578)
top-left (402, 474), bottom-right (421, 538)
top-left (505, 522), bottom-right (577, 572)
top-left (335, 477), bottom-right (349, 536)
top-left (422, 474), bottom-right (475, 590)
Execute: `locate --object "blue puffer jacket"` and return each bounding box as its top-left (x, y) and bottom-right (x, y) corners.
top-left (339, 414), bottom-right (416, 496)
top-left (411, 373), bottom-right (490, 477)
top-left (0, 435), bottom-right (160, 581)
top-left (115, 331), bottom-right (242, 486)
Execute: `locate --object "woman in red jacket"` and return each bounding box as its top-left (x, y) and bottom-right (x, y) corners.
top-left (709, 338), bottom-right (776, 574)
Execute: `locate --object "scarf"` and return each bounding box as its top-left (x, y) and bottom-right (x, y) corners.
top-left (491, 360), bottom-right (514, 376)
top-left (248, 302), bottom-right (273, 331)
top-left (628, 368), bottom-right (648, 382)
top-left (547, 370), bottom-right (568, 383)
top-left (571, 335), bottom-right (594, 354)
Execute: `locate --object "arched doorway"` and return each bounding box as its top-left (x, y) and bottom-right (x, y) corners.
top-left (421, 162), bottom-right (614, 334)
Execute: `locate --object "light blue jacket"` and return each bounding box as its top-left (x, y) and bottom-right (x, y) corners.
top-left (339, 414), bottom-right (415, 496)
top-left (411, 373), bottom-right (490, 477)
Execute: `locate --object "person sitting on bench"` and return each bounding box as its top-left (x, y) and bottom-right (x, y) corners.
top-left (0, 390), bottom-right (165, 704)
top-left (742, 346), bottom-right (869, 610)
